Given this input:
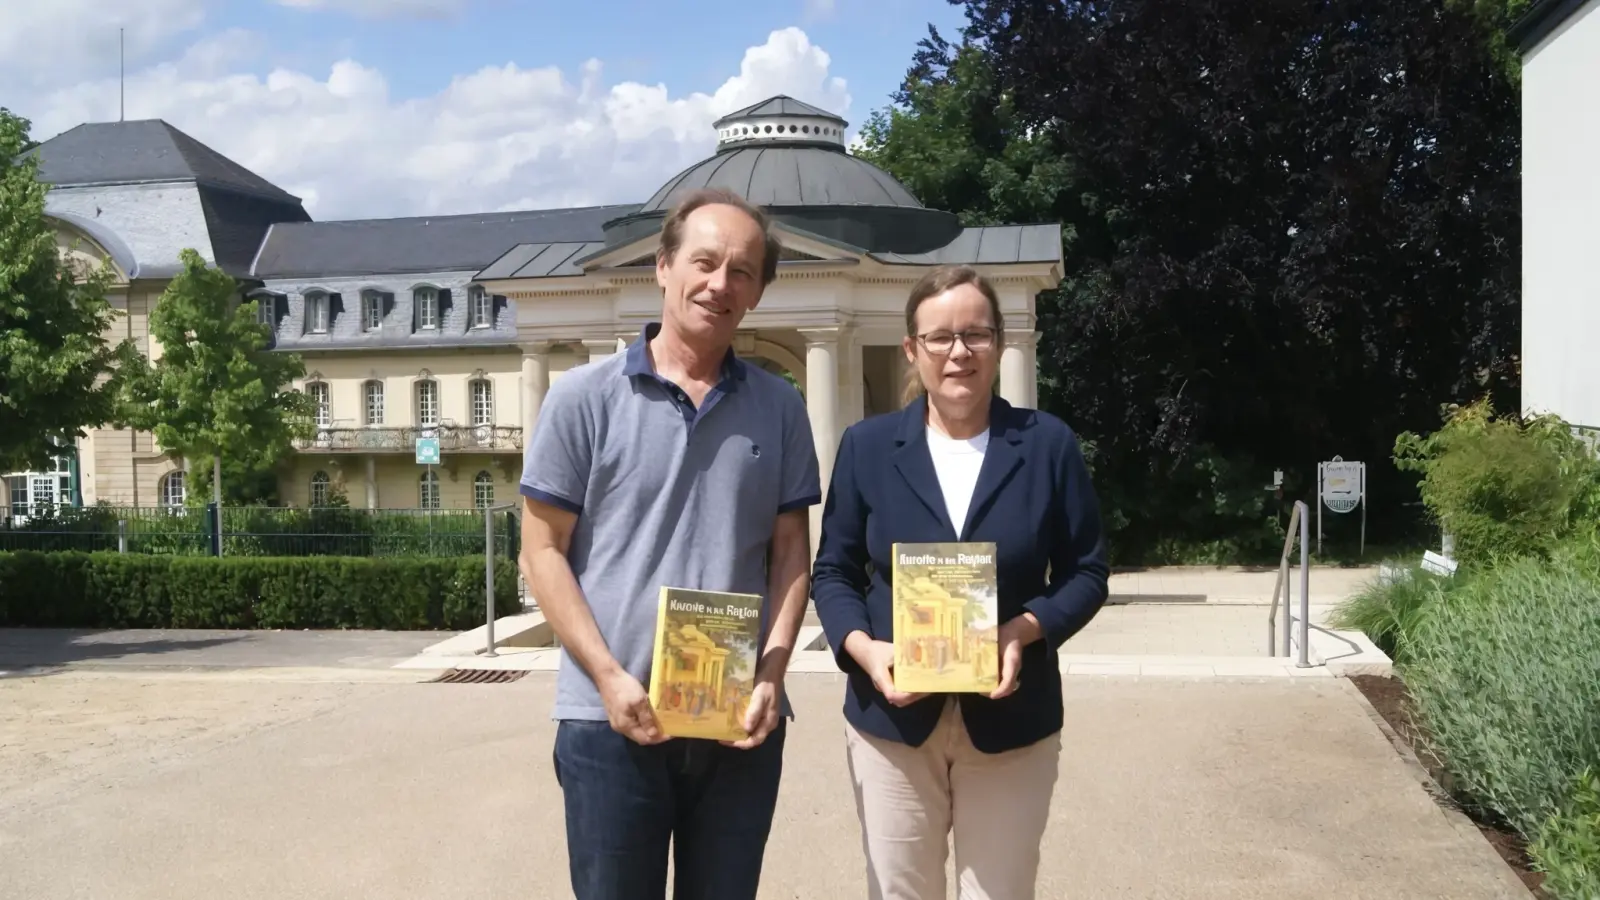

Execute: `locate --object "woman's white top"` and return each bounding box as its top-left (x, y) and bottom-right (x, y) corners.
top-left (925, 424), bottom-right (989, 536)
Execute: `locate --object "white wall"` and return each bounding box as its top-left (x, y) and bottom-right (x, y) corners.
top-left (1522, 0), bottom-right (1600, 428)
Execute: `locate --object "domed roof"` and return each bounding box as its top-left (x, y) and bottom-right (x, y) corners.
top-left (602, 95), bottom-right (961, 255)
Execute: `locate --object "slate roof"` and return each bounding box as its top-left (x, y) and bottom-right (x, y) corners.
top-left (474, 241), bottom-right (609, 280)
top-left (31, 120), bottom-right (302, 203)
top-left (638, 145), bottom-right (923, 214)
top-left (714, 95), bottom-right (847, 128)
top-left (480, 223), bottom-right (1062, 280)
top-left (872, 224), bottom-right (1063, 266)
top-left (250, 205), bottom-right (638, 280)
top-left (29, 119), bottom-right (311, 277)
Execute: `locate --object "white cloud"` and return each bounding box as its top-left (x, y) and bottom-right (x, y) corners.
top-left (0, 0), bottom-right (208, 91)
top-left (273, 0), bottom-right (469, 19)
top-left (17, 26), bottom-right (853, 221)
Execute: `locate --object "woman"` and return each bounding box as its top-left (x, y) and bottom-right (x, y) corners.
top-left (811, 264), bottom-right (1110, 899)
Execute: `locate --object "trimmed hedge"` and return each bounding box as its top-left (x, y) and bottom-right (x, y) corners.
top-left (0, 551), bottom-right (521, 631)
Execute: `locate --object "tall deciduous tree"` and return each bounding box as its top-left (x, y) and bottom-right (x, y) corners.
top-left (0, 109), bottom-right (138, 474)
top-left (867, 0), bottom-right (1520, 560)
top-left (119, 249), bottom-right (315, 508)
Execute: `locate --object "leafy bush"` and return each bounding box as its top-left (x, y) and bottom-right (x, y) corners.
top-left (1531, 769), bottom-right (1600, 900)
top-left (1393, 399), bottom-right (1600, 566)
top-left (0, 551), bottom-right (521, 631)
top-left (1327, 563), bottom-right (1455, 662)
top-left (1401, 545), bottom-right (1600, 842)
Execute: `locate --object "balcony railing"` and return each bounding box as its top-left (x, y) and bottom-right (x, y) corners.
top-left (295, 424), bottom-right (523, 453)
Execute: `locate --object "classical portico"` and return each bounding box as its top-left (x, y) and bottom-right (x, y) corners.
top-left (474, 96), bottom-right (1064, 549)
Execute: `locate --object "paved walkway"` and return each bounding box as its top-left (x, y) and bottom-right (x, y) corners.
top-left (0, 670), bottom-right (1527, 899)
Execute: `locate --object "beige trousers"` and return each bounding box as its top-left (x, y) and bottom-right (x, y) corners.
top-left (843, 697), bottom-right (1062, 900)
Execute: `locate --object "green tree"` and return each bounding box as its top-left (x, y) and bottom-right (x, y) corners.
top-left (0, 109), bottom-right (138, 473)
top-left (865, 1), bottom-right (1521, 562)
top-left (118, 249), bottom-right (315, 509)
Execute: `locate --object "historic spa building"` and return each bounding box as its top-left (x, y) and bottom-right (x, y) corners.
top-left (8, 95), bottom-right (1065, 547)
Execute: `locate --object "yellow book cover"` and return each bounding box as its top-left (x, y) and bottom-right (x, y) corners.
top-left (647, 586), bottom-right (764, 742)
top-left (891, 542), bottom-right (1000, 693)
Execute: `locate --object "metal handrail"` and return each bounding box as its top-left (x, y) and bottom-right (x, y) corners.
top-left (483, 502), bottom-right (519, 658)
top-left (1267, 500), bottom-right (1311, 667)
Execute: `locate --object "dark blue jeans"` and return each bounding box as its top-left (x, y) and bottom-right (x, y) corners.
top-left (552, 718), bottom-right (787, 900)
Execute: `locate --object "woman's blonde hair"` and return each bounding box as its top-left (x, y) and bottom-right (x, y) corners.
top-left (900, 264), bottom-right (1006, 405)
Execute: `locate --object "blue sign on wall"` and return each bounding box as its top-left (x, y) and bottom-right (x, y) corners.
top-left (415, 437), bottom-right (441, 465)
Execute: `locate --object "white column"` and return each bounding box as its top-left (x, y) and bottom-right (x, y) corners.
top-left (802, 329), bottom-right (840, 557)
top-left (520, 343), bottom-right (550, 440)
top-left (1000, 331), bottom-right (1038, 409)
top-left (886, 343), bottom-right (911, 411)
top-left (1026, 330), bottom-right (1040, 409)
top-left (840, 329), bottom-right (864, 430)
top-left (581, 338), bottom-right (617, 364)
top-left (365, 455), bottom-right (378, 509)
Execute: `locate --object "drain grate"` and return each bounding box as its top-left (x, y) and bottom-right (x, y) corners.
top-left (428, 668), bottom-right (527, 685)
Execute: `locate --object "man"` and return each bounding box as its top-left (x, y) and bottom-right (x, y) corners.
top-left (518, 187), bottom-right (820, 900)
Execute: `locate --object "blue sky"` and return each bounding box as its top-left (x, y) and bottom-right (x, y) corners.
top-left (225, 0), bottom-right (968, 109)
top-left (1, 0), bottom-right (970, 220)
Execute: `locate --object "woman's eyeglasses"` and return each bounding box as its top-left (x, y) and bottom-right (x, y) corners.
top-left (915, 327), bottom-right (997, 355)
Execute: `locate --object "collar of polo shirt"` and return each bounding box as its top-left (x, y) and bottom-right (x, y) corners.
top-left (621, 322), bottom-right (748, 389)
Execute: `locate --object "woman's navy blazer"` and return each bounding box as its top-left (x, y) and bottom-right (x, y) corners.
top-left (810, 394), bottom-right (1111, 754)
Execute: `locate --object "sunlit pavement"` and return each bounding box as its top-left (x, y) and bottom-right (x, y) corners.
top-left (0, 668), bottom-right (1527, 900)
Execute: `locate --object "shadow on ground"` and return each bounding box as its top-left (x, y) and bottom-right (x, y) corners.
top-left (0, 629), bottom-right (246, 677)
top-left (0, 627), bottom-right (450, 678)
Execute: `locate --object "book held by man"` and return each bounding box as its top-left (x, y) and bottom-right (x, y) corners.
top-left (890, 541), bottom-right (1000, 693)
top-left (647, 586), bottom-right (764, 741)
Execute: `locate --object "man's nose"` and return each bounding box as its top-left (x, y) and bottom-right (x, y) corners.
top-left (705, 265), bottom-right (730, 293)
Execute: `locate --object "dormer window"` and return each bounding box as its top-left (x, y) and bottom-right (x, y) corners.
top-left (362, 289), bottom-right (384, 332)
top-left (415, 287), bottom-right (439, 330)
top-left (254, 294), bottom-right (275, 327)
top-left (469, 285), bottom-right (491, 329)
top-left (305, 291), bottom-right (329, 334)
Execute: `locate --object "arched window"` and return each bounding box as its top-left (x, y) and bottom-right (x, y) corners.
top-left (361, 289), bottom-right (384, 332)
top-left (414, 286), bottom-right (439, 330)
top-left (415, 379), bottom-right (439, 428)
top-left (473, 471), bottom-right (495, 508)
top-left (419, 470), bottom-right (440, 509)
top-left (309, 471), bottom-right (331, 506)
top-left (363, 380), bottom-right (385, 426)
top-left (470, 378), bottom-right (493, 426)
top-left (468, 285), bottom-right (492, 328)
top-left (250, 292), bottom-right (278, 328)
top-left (304, 290), bottom-right (330, 334)
top-left (160, 471), bottom-right (186, 508)
top-left (307, 381), bottom-right (331, 427)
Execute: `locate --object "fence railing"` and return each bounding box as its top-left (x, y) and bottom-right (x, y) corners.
top-left (0, 503), bottom-right (518, 560)
top-left (1267, 500), bottom-right (1311, 667)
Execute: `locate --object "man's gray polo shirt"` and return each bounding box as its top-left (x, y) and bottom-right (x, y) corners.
top-left (519, 322), bottom-right (822, 723)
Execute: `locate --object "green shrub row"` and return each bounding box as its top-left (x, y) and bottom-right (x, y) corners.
top-left (1331, 400), bottom-right (1600, 898)
top-left (0, 551), bottom-right (522, 631)
top-left (1402, 546), bottom-right (1600, 836)
top-left (0, 504), bottom-right (518, 559)
top-left (1337, 546), bottom-right (1600, 897)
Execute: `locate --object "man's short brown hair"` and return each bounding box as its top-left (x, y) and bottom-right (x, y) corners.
top-left (656, 187), bottom-right (782, 287)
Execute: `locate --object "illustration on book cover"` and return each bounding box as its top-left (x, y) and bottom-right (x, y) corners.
top-left (647, 586), bottom-right (763, 741)
top-left (891, 542), bottom-right (999, 693)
